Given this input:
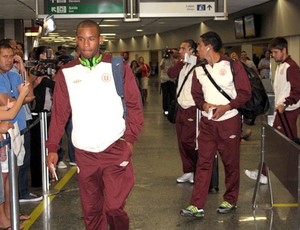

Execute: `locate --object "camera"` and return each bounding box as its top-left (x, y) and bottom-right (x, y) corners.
top-left (163, 48), bottom-right (173, 59)
top-left (25, 60), bottom-right (38, 68)
top-left (56, 54), bottom-right (73, 64)
top-left (28, 50), bottom-right (73, 77)
top-left (30, 61), bottom-right (56, 77)
top-left (30, 50), bottom-right (57, 77)
top-left (55, 50), bottom-right (74, 65)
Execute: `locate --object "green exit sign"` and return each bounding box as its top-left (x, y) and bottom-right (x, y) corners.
top-left (46, 0), bottom-right (123, 14)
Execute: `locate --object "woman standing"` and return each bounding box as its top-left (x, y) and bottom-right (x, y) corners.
top-left (138, 56), bottom-right (150, 104)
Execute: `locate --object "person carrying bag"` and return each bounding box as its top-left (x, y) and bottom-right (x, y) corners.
top-left (167, 65), bottom-right (196, 124)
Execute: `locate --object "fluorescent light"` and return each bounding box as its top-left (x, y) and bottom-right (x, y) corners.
top-left (214, 16), bottom-right (228, 20)
top-left (48, 33), bottom-right (59, 37)
top-left (24, 27), bottom-right (40, 37)
top-left (136, 29), bottom-right (143, 32)
top-left (101, 33), bottom-right (116, 36)
top-left (25, 31), bottom-right (39, 37)
top-left (103, 19), bottom-right (121, 22)
top-left (100, 25), bottom-right (119, 27)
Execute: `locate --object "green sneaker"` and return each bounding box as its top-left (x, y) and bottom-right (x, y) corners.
top-left (180, 205), bottom-right (204, 218)
top-left (217, 201), bottom-right (237, 214)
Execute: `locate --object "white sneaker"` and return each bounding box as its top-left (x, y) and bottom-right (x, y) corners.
top-left (245, 169), bottom-right (268, 185)
top-left (69, 161), bottom-right (77, 166)
top-left (57, 161), bottom-right (67, 169)
top-left (177, 172), bottom-right (194, 183)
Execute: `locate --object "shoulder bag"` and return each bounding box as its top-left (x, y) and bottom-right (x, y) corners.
top-left (167, 64), bottom-right (197, 123)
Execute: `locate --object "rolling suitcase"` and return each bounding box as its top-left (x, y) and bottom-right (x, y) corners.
top-left (209, 154), bottom-right (219, 193)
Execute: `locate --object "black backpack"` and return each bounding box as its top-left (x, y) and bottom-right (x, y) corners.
top-left (230, 60), bottom-right (269, 123)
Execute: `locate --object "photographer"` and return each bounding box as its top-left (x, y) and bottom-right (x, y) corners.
top-left (29, 46), bottom-right (56, 112)
top-left (28, 46), bottom-right (56, 187)
top-left (160, 48), bottom-right (177, 115)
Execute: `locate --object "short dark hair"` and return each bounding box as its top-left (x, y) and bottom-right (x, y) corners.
top-left (0, 43), bottom-right (13, 51)
top-left (200, 31), bottom-right (223, 52)
top-left (17, 42), bottom-right (24, 51)
top-left (182, 39), bottom-right (197, 53)
top-left (35, 46), bottom-right (52, 60)
top-left (0, 38), bottom-right (13, 46)
top-left (76, 20), bottom-right (100, 36)
top-left (269, 37), bottom-right (288, 52)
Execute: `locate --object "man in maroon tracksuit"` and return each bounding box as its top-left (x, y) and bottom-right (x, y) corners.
top-left (245, 37), bottom-right (300, 184)
top-left (46, 20), bottom-right (143, 230)
top-left (181, 31), bottom-right (251, 218)
top-left (167, 39), bottom-right (198, 184)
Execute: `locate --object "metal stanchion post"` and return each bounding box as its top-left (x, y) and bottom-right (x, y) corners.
top-left (252, 125), bottom-right (265, 209)
top-left (40, 111), bottom-right (49, 194)
top-left (40, 112), bottom-right (58, 196)
top-left (7, 134), bottom-right (20, 230)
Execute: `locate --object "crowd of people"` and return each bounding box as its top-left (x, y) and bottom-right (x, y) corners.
top-left (128, 56), bottom-right (151, 104)
top-left (0, 18), bottom-right (299, 230)
top-left (0, 38), bottom-right (78, 229)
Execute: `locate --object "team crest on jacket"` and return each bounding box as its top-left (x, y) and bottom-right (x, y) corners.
top-left (219, 68), bottom-right (227, 76)
top-left (102, 73), bottom-right (112, 82)
top-left (73, 79), bottom-right (82, 84)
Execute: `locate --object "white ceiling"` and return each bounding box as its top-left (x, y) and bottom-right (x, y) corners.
top-left (1, 0), bottom-right (271, 46)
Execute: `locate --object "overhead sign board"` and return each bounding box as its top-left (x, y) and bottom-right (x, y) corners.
top-left (140, 0), bottom-right (216, 17)
top-left (45, 0), bottom-right (123, 15)
top-left (44, 0), bottom-right (224, 18)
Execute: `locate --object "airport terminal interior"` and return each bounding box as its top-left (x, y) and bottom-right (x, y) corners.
top-left (0, 1), bottom-right (299, 230)
top-left (19, 76), bottom-right (299, 230)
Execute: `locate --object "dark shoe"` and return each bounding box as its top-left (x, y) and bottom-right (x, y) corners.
top-left (180, 205), bottom-right (204, 218)
top-left (217, 201), bottom-right (237, 214)
top-left (241, 129), bottom-right (252, 141)
top-left (209, 187), bottom-right (219, 194)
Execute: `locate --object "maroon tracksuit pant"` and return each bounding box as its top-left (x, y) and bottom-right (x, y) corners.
top-left (191, 115), bottom-right (241, 208)
top-left (175, 106), bottom-right (198, 173)
top-left (273, 109), bottom-right (299, 139)
top-left (75, 139), bottom-right (134, 230)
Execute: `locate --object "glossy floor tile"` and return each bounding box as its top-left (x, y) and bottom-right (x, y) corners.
top-left (21, 76), bottom-right (299, 230)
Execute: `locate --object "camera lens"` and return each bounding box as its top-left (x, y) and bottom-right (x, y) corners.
top-left (46, 50), bottom-right (52, 59)
top-left (47, 67), bottom-right (52, 76)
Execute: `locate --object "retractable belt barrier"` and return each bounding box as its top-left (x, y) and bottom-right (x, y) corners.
top-left (0, 111), bottom-right (51, 230)
top-left (252, 122), bottom-right (300, 230)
